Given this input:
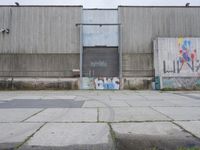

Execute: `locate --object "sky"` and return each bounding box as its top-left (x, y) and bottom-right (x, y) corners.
top-left (0, 0), bottom-right (200, 8)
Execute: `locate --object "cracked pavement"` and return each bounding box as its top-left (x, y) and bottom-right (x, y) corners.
top-left (0, 90), bottom-right (200, 150)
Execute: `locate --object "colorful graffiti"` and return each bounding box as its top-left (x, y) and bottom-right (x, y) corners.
top-left (177, 38), bottom-right (199, 73)
top-left (162, 38), bottom-right (200, 75)
top-left (82, 77), bottom-right (120, 90)
top-left (94, 77), bottom-right (120, 90)
top-left (155, 38), bottom-right (200, 89)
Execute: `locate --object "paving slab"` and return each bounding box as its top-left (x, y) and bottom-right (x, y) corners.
top-left (0, 97), bottom-right (17, 101)
top-left (125, 100), bottom-right (178, 107)
top-left (4, 95), bottom-right (76, 101)
top-left (0, 92), bottom-right (76, 101)
top-left (136, 95), bottom-right (165, 101)
top-left (99, 107), bottom-right (170, 122)
top-left (85, 95), bottom-right (110, 101)
top-left (0, 109), bottom-right (43, 122)
top-left (153, 107), bottom-right (200, 120)
top-left (175, 93), bottom-right (200, 100)
top-left (0, 123), bottom-right (43, 149)
top-left (41, 95), bottom-right (76, 100)
top-left (82, 100), bottom-right (129, 108)
top-left (0, 99), bottom-right (84, 108)
top-left (74, 96), bottom-right (89, 101)
top-left (26, 108), bottom-right (97, 123)
top-left (167, 99), bottom-right (200, 106)
top-left (20, 123), bottom-right (114, 150)
top-left (13, 95), bottom-right (42, 100)
top-left (175, 121), bottom-right (200, 138)
top-left (0, 92), bottom-right (21, 101)
top-left (187, 93), bottom-right (200, 98)
top-left (136, 92), bottom-right (195, 101)
top-left (109, 95), bottom-right (145, 101)
top-left (111, 122), bottom-right (200, 150)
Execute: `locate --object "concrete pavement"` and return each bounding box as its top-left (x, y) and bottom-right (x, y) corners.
top-left (0, 90), bottom-right (200, 150)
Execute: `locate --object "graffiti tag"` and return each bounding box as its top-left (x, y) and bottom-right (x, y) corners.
top-left (90, 61), bottom-right (107, 68)
top-left (94, 77), bottom-right (120, 90)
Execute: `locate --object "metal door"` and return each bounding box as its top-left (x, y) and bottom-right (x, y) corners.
top-left (83, 47), bottom-right (119, 77)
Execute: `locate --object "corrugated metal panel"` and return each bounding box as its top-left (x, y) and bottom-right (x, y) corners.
top-left (83, 47), bottom-right (119, 77)
top-left (83, 9), bottom-right (118, 23)
top-left (83, 9), bottom-right (118, 46)
top-left (0, 7), bottom-right (81, 53)
top-left (119, 7), bottom-right (200, 53)
top-left (154, 37), bottom-right (200, 77)
top-left (122, 54), bottom-right (153, 77)
top-left (153, 39), bottom-right (159, 76)
top-left (0, 54), bottom-right (79, 77)
top-left (0, 7), bottom-right (10, 53)
top-left (83, 26), bottom-right (118, 46)
top-left (119, 7), bottom-right (200, 77)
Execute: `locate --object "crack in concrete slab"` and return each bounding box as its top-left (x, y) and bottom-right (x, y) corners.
top-left (15, 123), bottom-right (47, 150)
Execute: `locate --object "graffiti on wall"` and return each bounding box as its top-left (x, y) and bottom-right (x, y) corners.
top-left (90, 61), bottom-right (107, 68)
top-left (162, 38), bottom-right (200, 75)
top-left (177, 38), bottom-right (200, 73)
top-left (155, 38), bottom-right (200, 89)
top-left (94, 77), bottom-right (120, 90)
top-left (82, 77), bottom-right (120, 90)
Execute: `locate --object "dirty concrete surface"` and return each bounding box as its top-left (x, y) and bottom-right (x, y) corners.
top-left (0, 90), bottom-right (200, 150)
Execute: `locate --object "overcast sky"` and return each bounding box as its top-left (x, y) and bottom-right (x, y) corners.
top-left (0, 0), bottom-right (200, 8)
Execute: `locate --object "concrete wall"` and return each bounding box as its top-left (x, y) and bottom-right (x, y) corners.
top-left (0, 54), bottom-right (79, 77)
top-left (119, 6), bottom-right (200, 78)
top-left (162, 77), bottom-right (200, 90)
top-left (0, 78), bottom-right (79, 90)
top-left (122, 54), bottom-right (153, 77)
top-left (83, 9), bottom-right (118, 47)
top-left (122, 77), bottom-right (152, 90)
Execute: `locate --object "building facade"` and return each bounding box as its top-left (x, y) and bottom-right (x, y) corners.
top-left (0, 6), bottom-right (200, 89)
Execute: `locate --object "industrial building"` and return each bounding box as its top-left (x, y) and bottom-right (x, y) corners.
top-left (0, 5), bottom-right (200, 90)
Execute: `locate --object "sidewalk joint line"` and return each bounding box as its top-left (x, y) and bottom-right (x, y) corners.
top-left (15, 123), bottom-right (47, 150)
top-left (20, 108), bottom-right (46, 122)
top-left (172, 121), bottom-right (200, 141)
top-left (108, 123), bottom-right (117, 150)
top-left (149, 106), bottom-right (174, 121)
top-left (97, 107), bottom-right (99, 122)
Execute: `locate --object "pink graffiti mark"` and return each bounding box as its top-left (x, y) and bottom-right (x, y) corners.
top-left (177, 40), bottom-right (197, 72)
